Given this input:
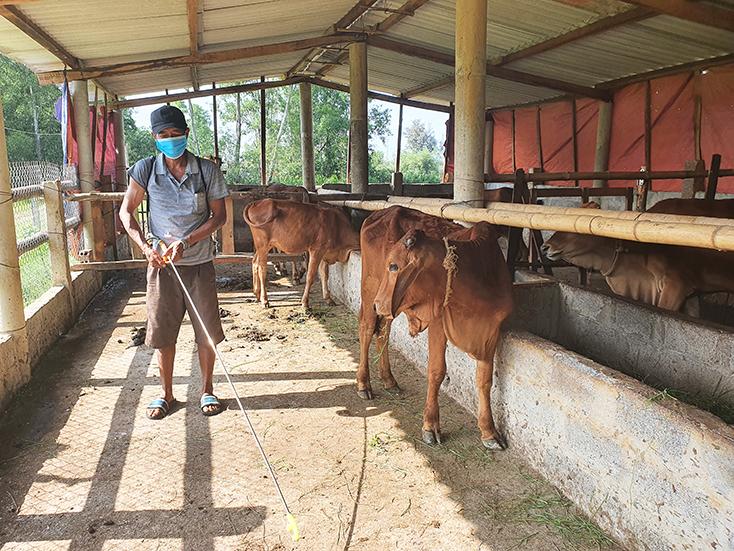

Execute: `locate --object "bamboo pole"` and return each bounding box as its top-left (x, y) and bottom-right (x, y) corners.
top-left (327, 197), bottom-right (734, 251)
top-left (260, 76), bottom-right (267, 186)
top-left (299, 81), bottom-right (315, 191)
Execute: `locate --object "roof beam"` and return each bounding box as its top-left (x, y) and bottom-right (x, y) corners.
top-left (0, 4), bottom-right (81, 68)
top-left (37, 32), bottom-right (365, 85)
top-left (187, 0), bottom-right (200, 90)
top-left (309, 77), bottom-right (451, 112)
top-left (111, 76), bottom-right (308, 109)
top-left (551, 0), bottom-right (628, 16)
top-left (319, 0), bottom-right (433, 77)
top-left (492, 7), bottom-right (654, 66)
top-left (622, 0), bottom-right (734, 32)
top-left (403, 74), bottom-right (454, 97)
top-left (286, 0), bottom-right (379, 77)
top-left (597, 52), bottom-right (734, 89)
top-left (367, 35), bottom-right (612, 100)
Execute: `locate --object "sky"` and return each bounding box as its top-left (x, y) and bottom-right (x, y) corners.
top-left (130, 88), bottom-right (449, 163)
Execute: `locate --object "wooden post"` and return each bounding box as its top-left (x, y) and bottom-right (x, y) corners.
top-left (693, 80), bottom-right (702, 162)
top-left (44, 179), bottom-right (75, 313)
top-left (90, 86), bottom-right (99, 167)
top-left (535, 107), bottom-right (544, 172)
top-left (484, 115), bottom-right (494, 177)
top-left (221, 196), bottom-right (235, 254)
top-left (506, 168), bottom-right (528, 279)
top-left (113, 108), bottom-right (127, 187)
top-left (510, 109), bottom-right (516, 172)
top-left (0, 98), bottom-right (29, 389)
top-left (636, 168), bottom-right (650, 212)
top-left (644, 80), bottom-right (652, 172)
top-left (681, 159), bottom-right (705, 198)
top-left (212, 82), bottom-right (220, 162)
top-left (299, 81), bottom-right (315, 191)
top-left (706, 154), bottom-right (722, 200)
top-left (571, 99), bottom-right (579, 186)
top-left (71, 80), bottom-right (101, 260)
top-left (454, 0), bottom-right (487, 206)
top-left (593, 100), bottom-right (613, 188)
top-left (395, 102), bottom-right (404, 173)
top-left (259, 76), bottom-right (267, 186)
top-left (349, 41), bottom-right (368, 194)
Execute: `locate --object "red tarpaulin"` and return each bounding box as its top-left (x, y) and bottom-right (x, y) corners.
top-left (68, 107), bottom-right (119, 184)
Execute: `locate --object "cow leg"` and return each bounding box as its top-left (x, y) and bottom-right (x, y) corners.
top-left (301, 251), bottom-right (323, 310)
top-left (356, 302), bottom-right (377, 400)
top-left (422, 322), bottom-right (448, 445)
top-left (476, 331), bottom-right (505, 450)
top-left (375, 318), bottom-right (399, 392)
top-left (256, 250), bottom-right (270, 308)
top-left (319, 261), bottom-right (336, 306)
top-left (252, 252), bottom-right (261, 301)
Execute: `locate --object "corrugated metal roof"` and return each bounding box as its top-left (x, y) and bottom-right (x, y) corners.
top-left (0, 0), bottom-right (731, 110)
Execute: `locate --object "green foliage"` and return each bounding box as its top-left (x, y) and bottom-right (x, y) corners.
top-left (404, 119), bottom-right (438, 153)
top-left (172, 100), bottom-right (214, 158)
top-left (0, 55), bottom-right (62, 162)
top-left (401, 149), bottom-right (442, 184)
top-left (369, 149), bottom-right (393, 184)
top-left (123, 111), bottom-right (155, 163)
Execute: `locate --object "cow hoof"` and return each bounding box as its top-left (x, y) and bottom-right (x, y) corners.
top-left (422, 429), bottom-right (442, 445)
top-left (383, 384), bottom-right (401, 395)
top-left (357, 389), bottom-right (373, 400)
top-left (325, 298), bottom-right (336, 306)
top-left (482, 437), bottom-right (506, 451)
top-left (261, 301), bottom-right (270, 309)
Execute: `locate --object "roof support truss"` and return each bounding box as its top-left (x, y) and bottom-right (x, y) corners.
top-left (188, 0), bottom-right (200, 90)
top-left (622, 0), bottom-right (734, 32)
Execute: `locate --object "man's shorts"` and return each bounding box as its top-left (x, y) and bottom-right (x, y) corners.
top-left (145, 261), bottom-right (225, 349)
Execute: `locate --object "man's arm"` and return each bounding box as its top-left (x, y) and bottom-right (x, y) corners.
top-left (119, 179), bottom-right (166, 268)
top-left (163, 198), bottom-right (227, 262)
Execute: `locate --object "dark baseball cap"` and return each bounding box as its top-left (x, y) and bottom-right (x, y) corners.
top-left (151, 105), bottom-right (188, 135)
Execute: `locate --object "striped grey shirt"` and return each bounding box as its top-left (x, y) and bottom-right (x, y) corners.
top-left (128, 152), bottom-right (229, 266)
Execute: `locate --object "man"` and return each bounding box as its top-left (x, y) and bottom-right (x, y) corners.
top-left (120, 105), bottom-right (229, 420)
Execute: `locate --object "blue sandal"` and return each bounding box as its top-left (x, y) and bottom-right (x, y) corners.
top-left (200, 394), bottom-right (223, 416)
top-left (147, 397), bottom-right (173, 420)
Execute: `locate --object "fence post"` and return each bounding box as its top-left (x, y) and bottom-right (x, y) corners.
top-left (0, 98), bottom-right (30, 405)
top-left (221, 196), bottom-right (235, 254)
top-left (44, 179), bottom-right (75, 316)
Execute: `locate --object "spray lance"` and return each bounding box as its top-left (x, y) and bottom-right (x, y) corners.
top-left (149, 235), bottom-right (300, 542)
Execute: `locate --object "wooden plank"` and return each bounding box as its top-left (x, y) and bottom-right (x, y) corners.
top-left (598, 53), bottom-right (734, 90)
top-left (0, 4), bottom-right (81, 68)
top-left (71, 253), bottom-right (304, 271)
top-left (623, 0), bottom-right (734, 32)
top-left (111, 76), bottom-right (306, 109)
top-left (571, 99), bottom-right (579, 186)
top-left (367, 36), bottom-right (612, 100)
top-left (286, 0), bottom-right (380, 77)
top-left (319, 0), bottom-right (434, 78)
top-left (309, 77), bottom-right (451, 112)
top-left (644, 80), bottom-right (652, 171)
top-left (491, 7), bottom-right (653, 66)
top-left (221, 196), bottom-right (235, 254)
top-left (37, 33), bottom-right (366, 84)
top-left (536, 107), bottom-right (544, 171)
top-left (706, 154), bottom-right (722, 201)
top-left (187, 0), bottom-right (199, 55)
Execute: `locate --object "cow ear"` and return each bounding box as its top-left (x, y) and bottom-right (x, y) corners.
top-left (404, 230), bottom-right (422, 249)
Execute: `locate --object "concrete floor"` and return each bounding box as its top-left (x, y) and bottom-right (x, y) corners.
top-left (0, 269), bottom-right (621, 551)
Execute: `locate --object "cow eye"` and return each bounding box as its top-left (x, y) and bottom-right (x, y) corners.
top-left (389, 263), bottom-right (399, 272)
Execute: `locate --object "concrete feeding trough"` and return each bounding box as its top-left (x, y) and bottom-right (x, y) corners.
top-left (329, 252), bottom-right (734, 551)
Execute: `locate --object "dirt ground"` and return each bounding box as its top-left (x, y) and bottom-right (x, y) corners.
top-left (0, 266), bottom-right (622, 551)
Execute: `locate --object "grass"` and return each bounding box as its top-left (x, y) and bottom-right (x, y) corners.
top-left (646, 384), bottom-right (734, 424)
top-left (18, 242), bottom-right (53, 306)
top-left (482, 471), bottom-right (615, 550)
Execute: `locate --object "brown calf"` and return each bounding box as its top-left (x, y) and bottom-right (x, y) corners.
top-left (360, 207), bottom-right (513, 449)
top-left (244, 199), bottom-right (359, 309)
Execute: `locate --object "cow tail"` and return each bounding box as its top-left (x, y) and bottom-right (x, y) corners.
top-left (243, 201), bottom-right (277, 227)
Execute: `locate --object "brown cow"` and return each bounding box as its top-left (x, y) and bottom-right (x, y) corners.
top-left (361, 207), bottom-right (513, 449)
top-left (542, 200), bottom-right (734, 311)
top-left (244, 198), bottom-right (359, 309)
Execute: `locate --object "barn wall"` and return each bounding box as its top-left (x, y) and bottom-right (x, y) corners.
top-left (491, 64), bottom-right (734, 192)
top-left (329, 253), bottom-right (734, 551)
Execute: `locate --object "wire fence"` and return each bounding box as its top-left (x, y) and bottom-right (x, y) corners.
top-left (11, 161), bottom-right (81, 306)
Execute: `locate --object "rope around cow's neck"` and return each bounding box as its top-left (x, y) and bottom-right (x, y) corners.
top-left (601, 241), bottom-right (625, 277)
top-left (442, 237), bottom-right (458, 307)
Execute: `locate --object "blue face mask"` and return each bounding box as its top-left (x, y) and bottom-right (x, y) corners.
top-left (155, 135), bottom-right (188, 159)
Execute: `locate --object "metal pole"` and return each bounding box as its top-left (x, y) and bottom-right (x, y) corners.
top-left (349, 41), bottom-right (368, 193)
top-left (453, 0), bottom-right (487, 206)
top-left (299, 82), bottom-right (315, 191)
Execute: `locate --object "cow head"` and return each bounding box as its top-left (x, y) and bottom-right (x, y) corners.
top-left (541, 202), bottom-right (613, 270)
top-left (373, 229), bottom-right (442, 320)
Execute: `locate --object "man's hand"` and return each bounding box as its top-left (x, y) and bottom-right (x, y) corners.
top-left (142, 243), bottom-right (167, 268)
top-left (163, 240), bottom-right (186, 264)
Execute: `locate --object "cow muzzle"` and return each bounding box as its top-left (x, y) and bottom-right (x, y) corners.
top-left (373, 298), bottom-right (394, 319)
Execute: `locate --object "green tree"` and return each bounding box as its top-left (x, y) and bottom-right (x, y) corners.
top-left (123, 111), bottom-right (155, 163)
top-left (172, 99), bottom-right (214, 158)
top-left (401, 149), bottom-right (442, 184)
top-left (0, 55), bottom-right (62, 162)
top-left (405, 119), bottom-right (438, 153)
